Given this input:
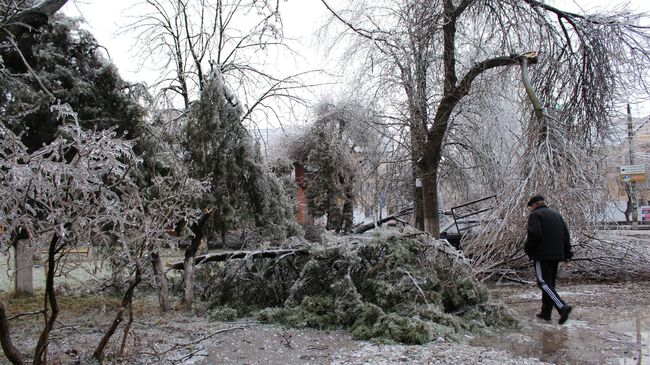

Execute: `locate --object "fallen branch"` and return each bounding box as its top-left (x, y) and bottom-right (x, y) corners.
top-left (401, 269), bottom-right (429, 305)
top-left (354, 206), bottom-right (414, 234)
top-left (8, 309), bottom-right (45, 321)
top-left (167, 248), bottom-right (310, 270)
top-left (142, 327), bottom-right (244, 359)
top-left (170, 347), bottom-right (207, 364)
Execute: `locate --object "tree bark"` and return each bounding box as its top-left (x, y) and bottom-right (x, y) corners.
top-left (151, 252), bottom-right (170, 312)
top-left (33, 233), bottom-right (60, 365)
top-left (118, 303), bottom-right (134, 357)
top-left (326, 186), bottom-right (338, 231)
top-left (0, 301), bottom-right (24, 365)
top-left (182, 255), bottom-right (195, 311)
top-left (14, 239), bottom-right (33, 295)
top-left (342, 178), bottom-right (354, 232)
top-left (92, 268), bottom-right (142, 363)
top-left (182, 209), bottom-right (214, 311)
top-left (0, 0), bottom-right (69, 42)
top-left (421, 178), bottom-right (440, 236)
top-left (401, 46), bottom-right (428, 232)
top-left (92, 268), bottom-right (141, 362)
top-left (413, 171), bottom-right (424, 231)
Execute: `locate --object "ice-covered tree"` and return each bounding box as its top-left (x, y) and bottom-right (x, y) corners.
top-left (0, 111), bottom-right (134, 363)
top-left (0, 111), bottom-right (208, 363)
top-left (289, 100), bottom-right (384, 232)
top-left (185, 70), bottom-right (297, 238)
top-left (0, 15), bottom-right (147, 152)
top-left (180, 70), bottom-right (298, 309)
top-left (125, 0), bottom-right (309, 123)
top-left (321, 0), bottom-right (650, 237)
top-left (0, 0), bottom-right (69, 43)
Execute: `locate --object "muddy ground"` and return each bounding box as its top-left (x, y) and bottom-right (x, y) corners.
top-left (1, 279), bottom-right (648, 364)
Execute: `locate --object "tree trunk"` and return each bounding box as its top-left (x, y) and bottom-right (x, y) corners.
top-left (33, 233), bottom-right (60, 365)
top-left (421, 157), bottom-right (440, 237)
top-left (413, 167), bottom-right (424, 231)
top-left (151, 252), bottom-right (170, 312)
top-left (403, 60), bottom-right (428, 232)
top-left (182, 255), bottom-right (195, 311)
top-left (92, 268), bottom-right (141, 362)
top-left (182, 209), bottom-right (214, 311)
top-left (14, 239), bottom-right (33, 295)
top-left (0, 301), bottom-right (24, 365)
top-left (118, 303), bottom-right (134, 357)
top-left (342, 180), bottom-right (354, 232)
top-left (326, 191), bottom-right (337, 231)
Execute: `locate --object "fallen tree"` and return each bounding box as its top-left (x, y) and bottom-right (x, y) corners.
top-left (462, 55), bottom-right (650, 280)
top-left (192, 229), bottom-right (517, 344)
top-left (167, 248), bottom-right (310, 270)
top-left (353, 207), bottom-right (414, 234)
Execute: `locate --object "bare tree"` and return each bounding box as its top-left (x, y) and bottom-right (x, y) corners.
top-left (125, 0), bottom-right (312, 124)
top-left (321, 0), bottom-right (650, 236)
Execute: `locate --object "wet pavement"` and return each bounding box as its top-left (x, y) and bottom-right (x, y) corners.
top-left (473, 284), bottom-right (650, 365)
top-left (614, 308), bottom-right (650, 365)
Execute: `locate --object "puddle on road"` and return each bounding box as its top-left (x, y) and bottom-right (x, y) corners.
top-left (471, 309), bottom-right (650, 364)
top-left (471, 326), bottom-right (573, 363)
top-left (615, 312), bottom-right (650, 365)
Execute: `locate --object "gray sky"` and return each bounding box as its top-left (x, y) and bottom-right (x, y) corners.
top-left (62, 0), bottom-right (650, 117)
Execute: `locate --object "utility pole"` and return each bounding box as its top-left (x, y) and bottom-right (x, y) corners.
top-left (628, 104), bottom-right (638, 228)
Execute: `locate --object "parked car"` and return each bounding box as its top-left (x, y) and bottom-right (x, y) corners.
top-left (439, 219), bottom-right (482, 249)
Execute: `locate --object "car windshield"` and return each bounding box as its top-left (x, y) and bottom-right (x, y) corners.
top-left (441, 220), bottom-right (480, 235)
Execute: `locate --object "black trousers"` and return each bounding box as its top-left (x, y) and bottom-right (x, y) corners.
top-left (534, 260), bottom-right (568, 315)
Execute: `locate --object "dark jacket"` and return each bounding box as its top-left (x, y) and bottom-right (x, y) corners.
top-left (525, 204), bottom-right (572, 261)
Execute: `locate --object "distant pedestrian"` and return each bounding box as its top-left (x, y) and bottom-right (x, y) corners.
top-left (524, 194), bottom-right (573, 324)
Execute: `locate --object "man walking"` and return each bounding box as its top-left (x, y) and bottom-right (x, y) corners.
top-left (525, 194), bottom-right (573, 324)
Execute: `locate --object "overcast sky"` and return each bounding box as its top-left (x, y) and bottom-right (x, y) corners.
top-left (62, 0), bottom-right (331, 84)
top-left (62, 0), bottom-right (650, 117)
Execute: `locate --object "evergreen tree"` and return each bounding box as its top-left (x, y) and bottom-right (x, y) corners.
top-left (184, 70), bottom-right (297, 243)
top-left (0, 15), bottom-right (146, 152)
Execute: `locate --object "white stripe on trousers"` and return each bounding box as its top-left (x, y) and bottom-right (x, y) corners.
top-left (535, 260), bottom-right (565, 310)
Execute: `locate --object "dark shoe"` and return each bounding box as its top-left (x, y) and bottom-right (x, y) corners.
top-left (536, 312), bottom-right (551, 321)
top-left (558, 306), bottom-right (572, 325)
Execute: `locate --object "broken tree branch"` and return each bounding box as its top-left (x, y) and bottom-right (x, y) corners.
top-left (0, 0), bottom-right (70, 42)
top-left (167, 248), bottom-right (310, 270)
top-left (354, 206), bottom-right (414, 234)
